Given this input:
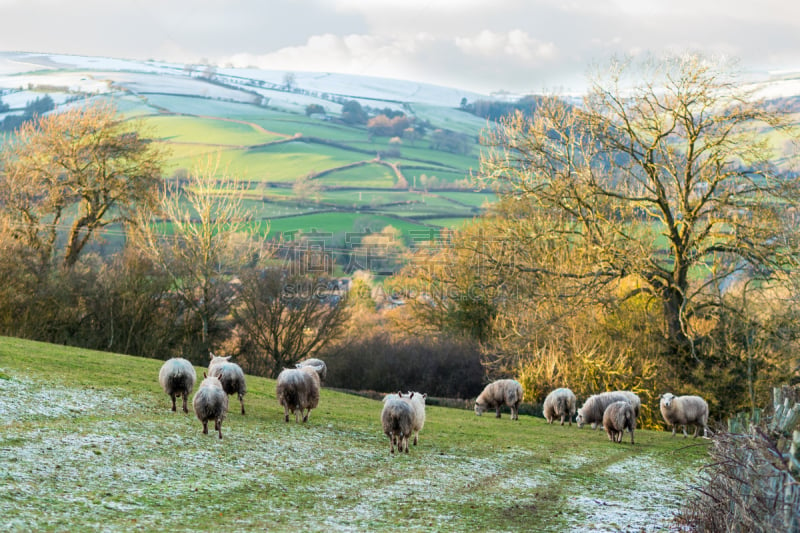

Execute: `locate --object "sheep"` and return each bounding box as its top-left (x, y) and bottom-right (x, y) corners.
top-left (384, 391), bottom-right (427, 446)
top-left (404, 391), bottom-right (427, 446)
top-left (276, 366), bottom-right (321, 423)
top-left (381, 395), bottom-right (414, 454)
top-left (603, 400), bottom-right (636, 444)
top-left (576, 391), bottom-right (639, 429)
top-left (613, 390), bottom-right (641, 418)
top-left (158, 357), bottom-right (196, 413)
top-left (543, 387), bottom-right (577, 426)
top-left (474, 379), bottom-right (523, 420)
top-left (295, 357), bottom-right (327, 382)
top-left (192, 373), bottom-right (229, 439)
top-left (208, 353), bottom-right (247, 415)
top-left (659, 393), bottom-right (709, 438)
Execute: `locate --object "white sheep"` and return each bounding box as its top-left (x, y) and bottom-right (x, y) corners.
top-left (381, 395), bottom-right (414, 454)
top-left (543, 387), bottom-right (577, 426)
top-left (660, 393), bottom-right (709, 438)
top-left (295, 358), bottom-right (327, 382)
top-left (576, 391), bottom-right (639, 429)
top-left (474, 379), bottom-right (523, 420)
top-left (158, 357), bottom-right (196, 413)
top-left (384, 391), bottom-right (427, 446)
top-left (192, 373), bottom-right (229, 439)
top-left (208, 353), bottom-right (247, 415)
top-left (276, 366), bottom-right (321, 423)
top-left (603, 400), bottom-right (636, 444)
top-left (613, 390), bottom-right (641, 418)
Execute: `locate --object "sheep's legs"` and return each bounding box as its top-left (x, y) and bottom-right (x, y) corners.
top-left (215, 418), bottom-right (223, 439)
top-left (202, 420), bottom-right (209, 434)
top-left (238, 394), bottom-right (245, 415)
top-left (181, 394), bottom-right (189, 414)
top-left (495, 407), bottom-right (501, 418)
top-left (170, 394), bottom-right (177, 412)
top-left (283, 404), bottom-right (290, 423)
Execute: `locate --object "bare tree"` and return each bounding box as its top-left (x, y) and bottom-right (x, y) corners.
top-left (132, 155), bottom-right (270, 355)
top-left (232, 266), bottom-right (348, 378)
top-left (478, 53), bottom-right (800, 366)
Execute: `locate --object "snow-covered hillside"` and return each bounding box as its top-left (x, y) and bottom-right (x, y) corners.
top-left (0, 51), bottom-right (486, 111)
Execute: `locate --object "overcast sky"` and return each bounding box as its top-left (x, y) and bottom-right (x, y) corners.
top-left (1, 0), bottom-right (798, 94)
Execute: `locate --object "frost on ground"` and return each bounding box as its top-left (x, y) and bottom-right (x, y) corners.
top-left (0, 372), bottom-right (700, 532)
top-left (0, 374), bottom-right (138, 422)
top-left (565, 456), bottom-right (696, 532)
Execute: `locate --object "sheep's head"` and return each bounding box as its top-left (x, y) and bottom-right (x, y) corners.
top-left (575, 409), bottom-right (586, 428)
top-left (210, 354), bottom-right (231, 366)
top-left (474, 400), bottom-right (486, 416)
top-left (660, 393), bottom-right (675, 408)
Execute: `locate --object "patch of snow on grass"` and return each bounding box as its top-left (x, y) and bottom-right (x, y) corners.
top-left (0, 376), bottom-right (137, 422)
top-left (566, 455), bottom-right (694, 532)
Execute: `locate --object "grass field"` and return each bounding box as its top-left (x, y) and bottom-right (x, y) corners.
top-left (0, 336), bottom-right (710, 532)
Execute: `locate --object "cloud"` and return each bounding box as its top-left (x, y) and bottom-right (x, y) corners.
top-left (224, 30), bottom-right (568, 94)
top-left (455, 30), bottom-right (556, 64)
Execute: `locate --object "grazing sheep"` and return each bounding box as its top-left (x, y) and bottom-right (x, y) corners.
top-left (276, 366), bottom-right (321, 423)
top-left (208, 353), bottom-right (247, 415)
top-left (295, 358), bottom-right (327, 382)
top-left (475, 379), bottom-right (524, 420)
top-left (613, 390), bottom-right (641, 418)
top-left (603, 400), bottom-right (636, 444)
top-left (192, 373), bottom-right (229, 439)
top-left (543, 387), bottom-right (577, 426)
top-left (381, 396), bottom-right (414, 454)
top-left (158, 358), bottom-right (196, 413)
top-left (660, 393), bottom-right (709, 438)
top-left (576, 391), bottom-right (638, 429)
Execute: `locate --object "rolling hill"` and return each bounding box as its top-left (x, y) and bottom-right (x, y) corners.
top-left (0, 52), bottom-right (493, 261)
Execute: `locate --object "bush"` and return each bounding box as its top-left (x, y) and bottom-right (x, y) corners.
top-left (516, 345), bottom-right (663, 429)
top-left (678, 386), bottom-right (800, 531)
top-left (323, 331), bottom-right (484, 398)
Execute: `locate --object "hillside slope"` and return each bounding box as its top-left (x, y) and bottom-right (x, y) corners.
top-left (1, 336), bottom-right (708, 531)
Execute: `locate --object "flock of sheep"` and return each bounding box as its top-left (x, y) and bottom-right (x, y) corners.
top-left (470, 379), bottom-right (708, 445)
top-left (158, 354), bottom-right (324, 439)
top-left (158, 354), bottom-right (709, 450)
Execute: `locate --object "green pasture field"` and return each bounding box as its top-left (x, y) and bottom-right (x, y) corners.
top-left (0, 336), bottom-right (709, 532)
top-left (251, 116), bottom-right (366, 141)
top-left (259, 212), bottom-right (437, 243)
top-left (435, 191), bottom-right (497, 208)
top-left (314, 163), bottom-right (397, 188)
top-left (384, 144), bottom-right (480, 171)
top-left (165, 142), bottom-right (369, 183)
top-left (146, 115), bottom-right (286, 146)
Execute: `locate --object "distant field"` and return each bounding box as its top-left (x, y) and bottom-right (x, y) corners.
top-left (146, 115), bottom-right (286, 146)
top-left (2, 77), bottom-right (493, 256)
top-left (136, 89), bottom-right (495, 254)
top-left (260, 212), bottom-right (437, 243)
